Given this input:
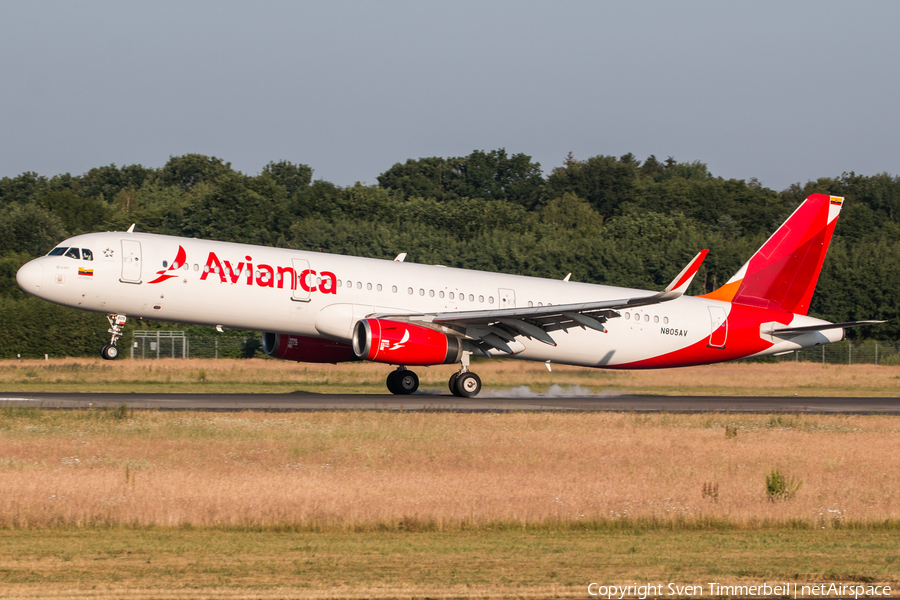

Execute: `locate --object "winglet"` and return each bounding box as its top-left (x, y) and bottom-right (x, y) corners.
top-left (663, 249), bottom-right (708, 296)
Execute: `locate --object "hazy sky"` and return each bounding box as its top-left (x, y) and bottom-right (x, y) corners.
top-left (2, 1), bottom-right (898, 191)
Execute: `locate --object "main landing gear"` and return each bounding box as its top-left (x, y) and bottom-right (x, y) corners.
top-left (386, 367), bottom-right (419, 394)
top-left (449, 351), bottom-right (481, 397)
top-left (384, 355), bottom-right (482, 397)
top-left (101, 314), bottom-right (127, 360)
top-left (449, 370), bottom-right (481, 397)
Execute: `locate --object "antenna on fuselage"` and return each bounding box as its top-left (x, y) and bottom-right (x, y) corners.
top-left (126, 224), bottom-right (136, 233)
top-left (563, 273), bottom-right (571, 282)
top-left (394, 253), bottom-right (407, 262)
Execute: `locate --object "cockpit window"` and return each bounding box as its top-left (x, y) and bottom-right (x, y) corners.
top-left (48, 247), bottom-right (67, 256)
top-left (64, 248), bottom-right (81, 259)
top-left (82, 249), bottom-right (93, 261)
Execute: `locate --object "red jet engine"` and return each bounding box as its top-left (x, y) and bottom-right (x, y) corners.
top-left (352, 319), bottom-right (462, 366)
top-left (262, 332), bottom-right (355, 363)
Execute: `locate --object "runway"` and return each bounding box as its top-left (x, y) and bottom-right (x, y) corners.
top-left (3, 391), bottom-right (900, 413)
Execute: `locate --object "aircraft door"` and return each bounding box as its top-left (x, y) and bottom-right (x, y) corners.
top-left (120, 240), bottom-right (142, 283)
top-left (708, 306), bottom-right (727, 348)
top-left (291, 258), bottom-right (311, 302)
top-left (499, 288), bottom-right (516, 309)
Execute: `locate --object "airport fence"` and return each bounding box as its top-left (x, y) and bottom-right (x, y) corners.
top-left (127, 330), bottom-right (896, 365)
top-left (775, 339), bottom-right (900, 365)
top-left (130, 331), bottom-right (260, 359)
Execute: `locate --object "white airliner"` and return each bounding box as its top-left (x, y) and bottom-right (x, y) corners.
top-left (15, 193), bottom-right (881, 397)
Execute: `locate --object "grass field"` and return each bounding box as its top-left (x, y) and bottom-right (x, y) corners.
top-left (3, 357), bottom-right (900, 396)
top-left (1, 528), bottom-right (897, 599)
top-left (2, 361), bottom-right (899, 598)
top-left (1, 407), bottom-right (899, 598)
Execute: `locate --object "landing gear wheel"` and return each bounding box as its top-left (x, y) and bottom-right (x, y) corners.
top-left (387, 370), bottom-right (419, 395)
top-left (454, 372), bottom-right (481, 398)
top-left (449, 372), bottom-right (460, 396)
top-left (395, 370), bottom-right (419, 394)
top-left (101, 344), bottom-right (119, 360)
top-left (386, 371), bottom-right (400, 394)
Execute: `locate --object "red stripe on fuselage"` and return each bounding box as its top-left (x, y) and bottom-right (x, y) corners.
top-left (610, 303), bottom-right (793, 369)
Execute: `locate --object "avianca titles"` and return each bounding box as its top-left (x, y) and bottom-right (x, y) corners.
top-left (15, 194), bottom-right (883, 397)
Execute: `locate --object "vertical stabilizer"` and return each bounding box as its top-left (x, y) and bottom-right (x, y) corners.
top-left (700, 194), bottom-right (842, 315)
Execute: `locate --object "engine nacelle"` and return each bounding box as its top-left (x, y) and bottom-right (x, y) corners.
top-left (352, 319), bottom-right (462, 365)
top-left (262, 332), bottom-right (355, 363)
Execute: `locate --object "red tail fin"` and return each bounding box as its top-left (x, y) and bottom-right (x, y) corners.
top-left (701, 194), bottom-right (842, 315)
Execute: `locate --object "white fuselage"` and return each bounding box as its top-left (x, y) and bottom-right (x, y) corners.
top-left (15, 231), bottom-right (840, 368)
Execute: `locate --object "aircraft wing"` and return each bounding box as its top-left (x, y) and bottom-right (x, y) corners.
top-left (369, 250), bottom-right (708, 353)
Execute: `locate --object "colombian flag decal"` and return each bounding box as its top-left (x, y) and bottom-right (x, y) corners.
top-left (78, 268), bottom-right (93, 277)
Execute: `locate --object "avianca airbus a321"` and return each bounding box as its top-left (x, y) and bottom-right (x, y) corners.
top-left (15, 193), bottom-right (882, 397)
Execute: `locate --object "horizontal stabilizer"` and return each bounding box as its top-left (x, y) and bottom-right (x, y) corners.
top-left (765, 320), bottom-right (886, 335)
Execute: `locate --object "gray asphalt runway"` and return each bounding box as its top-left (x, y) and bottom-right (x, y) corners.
top-left (2, 392), bottom-right (900, 413)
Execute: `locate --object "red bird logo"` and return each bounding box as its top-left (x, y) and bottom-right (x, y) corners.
top-left (147, 246), bottom-right (187, 284)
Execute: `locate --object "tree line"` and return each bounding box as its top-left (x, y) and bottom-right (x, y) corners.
top-left (1, 150), bottom-right (898, 357)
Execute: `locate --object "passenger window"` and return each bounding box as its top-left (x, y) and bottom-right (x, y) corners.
top-left (357, 282), bottom-right (362, 289)
top-left (625, 313), bottom-right (631, 320)
top-left (347, 280), bottom-right (353, 288)
top-left (654, 315), bottom-right (659, 323)
top-left (644, 314), bottom-right (650, 322)
top-left (449, 292), bottom-right (455, 300)
top-left (439, 291), bottom-right (444, 298)
top-left (478, 295), bottom-right (484, 303)
top-left (82, 249), bottom-right (93, 261)
top-left (392, 285), bottom-right (397, 293)
top-left (528, 301), bottom-right (533, 307)
top-left (367, 283), bottom-right (372, 290)
top-left (377, 284), bottom-right (382, 292)
top-left (664, 317), bottom-right (669, 324)
top-left (163, 260), bottom-right (168, 268)
top-left (408, 287), bottom-right (413, 295)
top-left (183, 263), bottom-right (189, 270)
top-left (337, 280), bottom-right (343, 287)
top-left (65, 248), bottom-right (80, 259)
top-left (429, 290), bottom-right (434, 297)
top-left (489, 296), bottom-right (494, 304)
top-left (469, 294), bottom-right (474, 302)
top-left (419, 289), bottom-right (425, 296)
top-left (48, 247), bottom-right (67, 256)
top-left (193, 264), bottom-right (199, 271)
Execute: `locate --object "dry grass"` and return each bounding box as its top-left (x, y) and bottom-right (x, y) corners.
top-left (2, 409), bottom-right (899, 529)
top-left (2, 357), bottom-right (900, 395)
top-left (3, 409), bottom-right (900, 598)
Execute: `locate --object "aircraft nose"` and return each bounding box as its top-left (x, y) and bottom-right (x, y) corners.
top-left (16, 260), bottom-right (43, 293)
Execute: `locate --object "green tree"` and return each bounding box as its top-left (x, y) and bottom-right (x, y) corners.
top-left (159, 154), bottom-right (233, 190)
top-left (0, 203), bottom-right (67, 257)
top-left (261, 160), bottom-right (313, 198)
top-left (35, 191), bottom-right (107, 235)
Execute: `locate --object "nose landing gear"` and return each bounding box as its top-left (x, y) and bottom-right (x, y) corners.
top-left (101, 314), bottom-right (127, 361)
